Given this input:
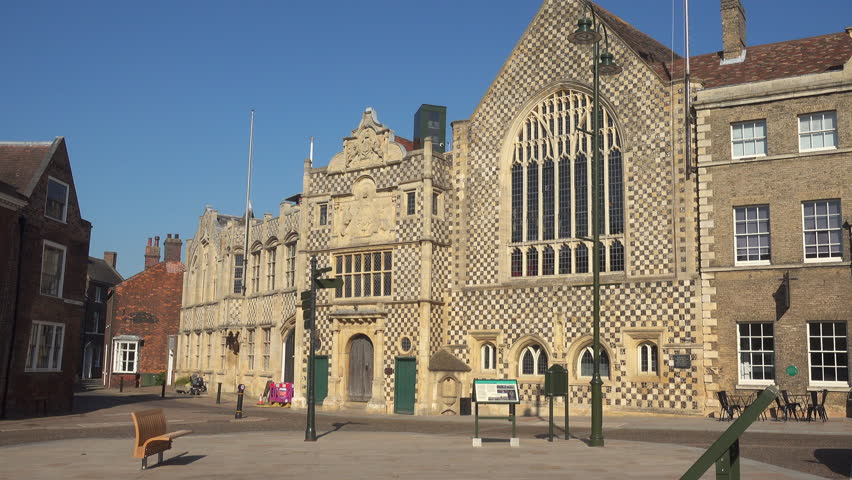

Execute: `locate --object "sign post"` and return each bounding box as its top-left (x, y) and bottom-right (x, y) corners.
top-left (304, 256), bottom-right (343, 442)
top-left (472, 379), bottom-right (520, 447)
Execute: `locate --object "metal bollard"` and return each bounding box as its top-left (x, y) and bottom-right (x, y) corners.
top-left (161, 380), bottom-right (166, 398)
top-left (235, 384), bottom-right (245, 419)
top-left (119, 377), bottom-right (124, 393)
top-left (217, 383), bottom-right (222, 404)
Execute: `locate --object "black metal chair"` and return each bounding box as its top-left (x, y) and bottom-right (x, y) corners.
top-left (740, 392), bottom-right (767, 420)
top-left (807, 389), bottom-right (828, 422)
top-left (717, 391), bottom-right (741, 421)
top-left (778, 390), bottom-right (801, 421)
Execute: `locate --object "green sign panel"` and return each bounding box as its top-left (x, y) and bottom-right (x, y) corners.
top-left (786, 365), bottom-right (798, 376)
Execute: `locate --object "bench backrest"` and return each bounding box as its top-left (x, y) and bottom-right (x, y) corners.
top-left (131, 409), bottom-right (167, 449)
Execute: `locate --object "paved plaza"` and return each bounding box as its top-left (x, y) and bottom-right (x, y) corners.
top-left (0, 388), bottom-right (849, 479)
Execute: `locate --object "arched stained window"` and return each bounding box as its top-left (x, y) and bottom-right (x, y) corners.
top-left (481, 343), bottom-right (496, 371)
top-left (579, 346), bottom-right (610, 379)
top-left (520, 344), bottom-right (548, 376)
top-left (526, 247), bottom-right (538, 277)
top-left (508, 89), bottom-right (624, 278)
top-left (638, 342), bottom-right (658, 374)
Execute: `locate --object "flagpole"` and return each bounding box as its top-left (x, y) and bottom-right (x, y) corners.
top-left (242, 109), bottom-right (255, 295)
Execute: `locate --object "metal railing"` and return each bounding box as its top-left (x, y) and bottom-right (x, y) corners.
top-left (681, 385), bottom-right (779, 480)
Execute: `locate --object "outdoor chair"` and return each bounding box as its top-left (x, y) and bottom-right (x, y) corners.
top-left (774, 392), bottom-right (798, 421)
top-left (781, 390), bottom-right (804, 419)
top-left (807, 389), bottom-right (828, 422)
top-left (716, 391), bottom-right (741, 421)
top-left (740, 393), bottom-right (767, 420)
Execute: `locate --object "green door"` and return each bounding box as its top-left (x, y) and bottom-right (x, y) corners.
top-left (313, 355), bottom-right (329, 405)
top-left (394, 357), bottom-right (416, 414)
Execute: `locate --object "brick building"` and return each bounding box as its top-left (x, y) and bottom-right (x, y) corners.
top-left (105, 235), bottom-right (184, 388)
top-left (690, 2), bottom-right (852, 415)
top-left (0, 137), bottom-right (92, 417)
top-left (81, 252), bottom-right (122, 380)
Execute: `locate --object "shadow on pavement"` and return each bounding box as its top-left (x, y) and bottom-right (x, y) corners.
top-left (812, 449), bottom-right (852, 477)
top-left (156, 452), bottom-right (206, 468)
top-left (316, 421), bottom-right (364, 440)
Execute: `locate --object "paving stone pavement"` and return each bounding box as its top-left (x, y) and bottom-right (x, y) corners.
top-left (0, 430), bottom-right (827, 480)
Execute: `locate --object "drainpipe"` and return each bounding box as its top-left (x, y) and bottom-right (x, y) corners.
top-left (1, 216), bottom-right (26, 419)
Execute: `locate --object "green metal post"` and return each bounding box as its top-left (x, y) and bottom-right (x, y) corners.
top-left (565, 390), bottom-right (570, 440)
top-left (511, 403), bottom-right (516, 439)
top-left (474, 402), bottom-right (479, 438)
top-left (549, 396), bottom-right (554, 442)
top-left (715, 439), bottom-right (740, 479)
top-left (305, 256), bottom-right (317, 442)
top-left (589, 36), bottom-right (604, 448)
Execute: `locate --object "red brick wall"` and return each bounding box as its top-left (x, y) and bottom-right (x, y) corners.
top-left (3, 140), bottom-right (92, 417)
top-left (109, 260), bottom-right (184, 379)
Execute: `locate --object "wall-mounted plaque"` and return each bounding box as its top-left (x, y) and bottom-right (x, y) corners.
top-left (672, 354), bottom-right (691, 369)
top-left (473, 379), bottom-right (520, 404)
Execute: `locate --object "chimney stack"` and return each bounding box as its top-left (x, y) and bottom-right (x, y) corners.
top-left (721, 0), bottom-right (746, 62)
top-left (103, 251), bottom-right (117, 269)
top-left (144, 236), bottom-right (161, 270)
top-left (164, 233), bottom-right (183, 263)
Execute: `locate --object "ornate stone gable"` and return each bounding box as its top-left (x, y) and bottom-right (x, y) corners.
top-left (330, 176), bottom-right (396, 248)
top-left (327, 108), bottom-right (407, 174)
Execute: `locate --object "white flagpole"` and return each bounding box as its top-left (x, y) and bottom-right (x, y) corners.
top-left (242, 109), bottom-right (255, 295)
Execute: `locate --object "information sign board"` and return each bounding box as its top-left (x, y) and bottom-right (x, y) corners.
top-left (672, 354), bottom-right (691, 369)
top-left (473, 379), bottom-right (520, 404)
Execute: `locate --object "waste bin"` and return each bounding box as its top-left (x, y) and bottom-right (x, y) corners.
top-left (460, 397), bottom-right (471, 416)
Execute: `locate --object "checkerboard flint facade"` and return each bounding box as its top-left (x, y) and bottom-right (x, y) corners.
top-left (175, 0), bottom-right (709, 416)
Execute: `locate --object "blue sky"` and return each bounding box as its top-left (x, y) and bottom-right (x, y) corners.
top-left (3, 0), bottom-right (850, 277)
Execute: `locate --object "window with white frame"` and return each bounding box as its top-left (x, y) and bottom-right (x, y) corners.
top-left (637, 342), bottom-right (658, 375)
top-left (45, 177), bottom-right (69, 222)
top-left (266, 246), bottom-right (277, 290)
top-left (737, 323), bottom-right (774, 383)
top-left (233, 253), bottom-right (245, 294)
top-left (519, 344), bottom-right (548, 376)
top-left (481, 343), bottom-right (496, 371)
top-left (799, 111), bottom-right (837, 152)
top-left (731, 120), bottom-right (767, 158)
top-left (285, 242), bottom-right (296, 288)
top-left (40, 241), bottom-right (66, 297)
top-left (112, 340), bottom-right (138, 374)
top-left (25, 321), bottom-right (65, 372)
top-left (334, 250), bottom-right (392, 298)
top-left (262, 327), bottom-right (271, 371)
top-left (802, 200), bottom-right (843, 261)
top-left (250, 248), bottom-right (261, 293)
top-left (247, 329), bottom-right (256, 370)
top-left (808, 322), bottom-right (848, 385)
top-left (508, 89), bottom-right (625, 279)
top-left (734, 205), bottom-right (770, 264)
top-left (578, 346), bottom-right (610, 379)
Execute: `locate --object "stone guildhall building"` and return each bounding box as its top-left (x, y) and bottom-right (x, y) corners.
top-left (177, 0), bottom-right (851, 417)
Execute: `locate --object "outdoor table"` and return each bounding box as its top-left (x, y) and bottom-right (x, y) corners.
top-left (789, 394), bottom-right (810, 420)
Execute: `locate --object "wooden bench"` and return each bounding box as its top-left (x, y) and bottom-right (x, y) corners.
top-left (130, 408), bottom-right (193, 469)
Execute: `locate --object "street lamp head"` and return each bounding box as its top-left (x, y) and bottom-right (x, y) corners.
top-left (568, 17), bottom-right (602, 45)
top-left (597, 51), bottom-right (623, 76)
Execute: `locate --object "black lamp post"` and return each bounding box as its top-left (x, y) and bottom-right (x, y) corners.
top-left (567, 1), bottom-right (622, 448)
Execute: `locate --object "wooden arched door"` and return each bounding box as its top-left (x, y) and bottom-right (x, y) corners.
top-left (348, 335), bottom-right (373, 402)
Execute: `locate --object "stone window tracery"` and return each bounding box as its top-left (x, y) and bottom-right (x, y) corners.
top-left (508, 89), bottom-right (625, 278)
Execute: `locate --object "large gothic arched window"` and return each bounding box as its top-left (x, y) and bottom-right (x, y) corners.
top-left (509, 89), bottom-right (624, 277)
